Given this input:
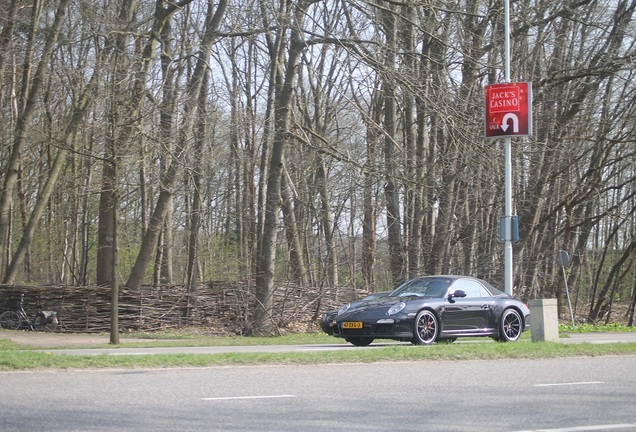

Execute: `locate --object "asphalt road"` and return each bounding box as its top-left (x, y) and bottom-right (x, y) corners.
top-left (1, 356), bottom-right (635, 431)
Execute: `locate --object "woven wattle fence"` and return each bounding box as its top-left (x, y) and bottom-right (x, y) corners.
top-left (0, 282), bottom-right (363, 334)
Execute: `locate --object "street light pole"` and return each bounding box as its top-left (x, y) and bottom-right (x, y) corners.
top-left (504, 0), bottom-right (513, 296)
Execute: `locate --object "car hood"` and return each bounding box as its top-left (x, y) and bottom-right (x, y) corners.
top-left (340, 294), bottom-right (432, 315)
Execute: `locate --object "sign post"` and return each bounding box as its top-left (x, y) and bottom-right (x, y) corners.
top-left (484, 0), bottom-right (533, 296)
top-left (558, 250), bottom-right (575, 326)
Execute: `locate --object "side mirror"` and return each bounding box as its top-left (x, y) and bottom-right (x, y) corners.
top-left (448, 290), bottom-right (466, 300)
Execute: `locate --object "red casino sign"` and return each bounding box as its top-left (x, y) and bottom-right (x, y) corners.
top-left (485, 82), bottom-right (532, 138)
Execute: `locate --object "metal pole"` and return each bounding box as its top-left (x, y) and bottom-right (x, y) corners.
top-left (504, 140), bottom-right (513, 296)
top-left (561, 265), bottom-right (575, 326)
top-left (559, 250), bottom-right (575, 326)
top-left (504, 0), bottom-right (511, 82)
top-left (504, 0), bottom-right (513, 295)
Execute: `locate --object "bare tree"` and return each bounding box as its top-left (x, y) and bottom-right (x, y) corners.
top-left (252, 0), bottom-right (319, 334)
top-left (126, 0), bottom-right (227, 290)
top-left (0, 0), bottom-right (71, 280)
top-left (0, 0), bottom-right (633, 329)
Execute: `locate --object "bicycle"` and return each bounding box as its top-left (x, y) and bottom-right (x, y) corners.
top-left (0, 294), bottom-right (58, 331)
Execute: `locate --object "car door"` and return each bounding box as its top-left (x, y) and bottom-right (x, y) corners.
top-left (443, 279), bottom-right (493, 333)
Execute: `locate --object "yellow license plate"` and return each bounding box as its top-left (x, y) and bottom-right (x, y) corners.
top-left (343, 322), bottom-right (363, 329)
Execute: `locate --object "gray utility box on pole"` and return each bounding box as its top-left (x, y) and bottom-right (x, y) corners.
top-left (528, 299), bottom-right (559, 342)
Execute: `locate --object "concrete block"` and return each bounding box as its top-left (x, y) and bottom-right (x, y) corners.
top-left (528, 298), bottom-right (559, 342)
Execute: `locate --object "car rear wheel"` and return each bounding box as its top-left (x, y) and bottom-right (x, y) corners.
top-left (496, 308), bottom-right (523, 342)
top-left (345, 337), bottom-right (373, 346)
top-left (412, 310), bottom-right (438, 345)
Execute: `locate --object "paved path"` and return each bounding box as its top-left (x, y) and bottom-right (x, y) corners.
top-left (2, 329), bottom-right (636, 356)
top-left (558, 332), bottom-right (636, 344)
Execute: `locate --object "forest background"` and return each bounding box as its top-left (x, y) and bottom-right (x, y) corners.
top-left (0, 0), bottom-right (634, 335)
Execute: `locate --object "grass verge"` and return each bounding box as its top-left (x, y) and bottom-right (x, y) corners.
top-left (1, 329), bottom-right (635, 371)
top-left (1, 341), bottom-right (635, 371)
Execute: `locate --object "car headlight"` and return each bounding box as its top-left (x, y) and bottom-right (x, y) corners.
top-left (388, 302), bottom-right (406, 315)
top-left (337, 303), bottom-right (351, 316)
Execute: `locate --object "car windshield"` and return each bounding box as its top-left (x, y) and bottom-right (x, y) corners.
top-left (361, 290), bottom-right (392, 301)
top-left (390, 277), bottom-right (452, 298)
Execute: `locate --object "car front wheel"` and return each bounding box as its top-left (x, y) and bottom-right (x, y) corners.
top-left (412, 310), bottom-right (438, 345)
top-left (496, 308), bottom-right (523, 342)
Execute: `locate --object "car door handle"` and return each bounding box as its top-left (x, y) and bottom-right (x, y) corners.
top-left (481, 304), bottom-right (489, 309)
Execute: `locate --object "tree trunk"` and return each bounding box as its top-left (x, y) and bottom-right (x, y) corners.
top-left (379, 2), bottom-right (405, 284)
top-left (252, 1), bottom-right (311, 335)
top-left (97, 0), bottom-right (139, 286)
top-left (281, 168), bottom-right (309, 285)
top-left (362, 93), bottom-right (381, 291)
top-left (186, 70), bottom-right (210, 298)
top-left (315, 157), bottom-right (338, 287)
top-left (157, 12), bottom-right (177, 286)
top-left (109, 150), bottom-right (120, 345)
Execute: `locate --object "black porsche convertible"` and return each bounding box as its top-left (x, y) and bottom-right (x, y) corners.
top-left (330, 275), bottom-right (530, 346)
